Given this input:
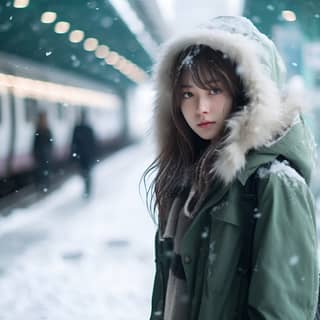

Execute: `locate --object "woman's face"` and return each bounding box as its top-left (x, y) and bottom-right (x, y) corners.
top-left (179, 70), bottom-right (233, 142)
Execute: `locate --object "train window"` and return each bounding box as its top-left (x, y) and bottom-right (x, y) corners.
top-left (0, 96), bottom-right (2, 125)
top-left (25, 98), bottom-right (38, 122)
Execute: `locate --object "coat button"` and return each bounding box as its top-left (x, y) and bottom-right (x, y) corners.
top-left (184, 255), bottom-right (192, 264)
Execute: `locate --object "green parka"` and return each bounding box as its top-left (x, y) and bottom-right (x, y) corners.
top-left (150, 118), bottom-right (318, 319)
top-left (150, 16), bottom-right (319, 320)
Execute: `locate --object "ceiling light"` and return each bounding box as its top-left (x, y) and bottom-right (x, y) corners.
top-left (121, 62), bottom-right (133, 75)
top-left (54, 21), bottom-right (70, 34)
top-left (282, 10), bottom-right (296, 22)
top-left (83, 38), bottom-right (99, 51)
top-left (135, 71), bottom-right (147, 83)
top-left (41, 11), bottom-right (57, 24)
top-left (13, 0), bottom-right (29, 8)
top-left (95, 45), bottom-right (110, 59)
top-left (105, 51), bottom-right (120, 65)
top-left (69, 30), bottom-right (85, 43)
top-left (113, 57), bottom-right (127, 70)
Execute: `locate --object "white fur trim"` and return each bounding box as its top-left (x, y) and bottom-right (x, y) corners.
top-left (154, 29), bottom-right (299, 184)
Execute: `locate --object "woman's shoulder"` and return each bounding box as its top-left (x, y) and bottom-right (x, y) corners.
top-left (257, 158), bottom-right (307, 188)
top-left (254, 158), bottom-right (315, 215)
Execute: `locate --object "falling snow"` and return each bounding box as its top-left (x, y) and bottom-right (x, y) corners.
top-left (266, 5), bottom-right (275, 11)
top-left (289, 255), bottom-right (300, 266)
top-left (178, 45), bottom-right (201, 71)
top-left (101, 17), bottom-right (113, 28)
top-left (70, 55), bottom-right (80, 68)
top-left (87, 1), bottom-right (98, 9)
top-left (201, 226), bottom-right (209, 239)
top-left (253, 208), bottom-right (262, 219)
top-left (252, 16), bottom-right (261, 24)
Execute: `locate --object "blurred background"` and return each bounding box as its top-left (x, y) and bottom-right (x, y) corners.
top-left (0, 0), bottom-right (319, 319)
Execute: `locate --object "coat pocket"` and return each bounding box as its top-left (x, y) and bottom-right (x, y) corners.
top-left (210, 201), bottom-right (241, 226)
top-left (205, 204), bottom-right (242, 295)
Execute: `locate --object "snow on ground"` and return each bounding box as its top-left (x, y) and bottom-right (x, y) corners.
top-left (0, 139), bottom-right (156, 320)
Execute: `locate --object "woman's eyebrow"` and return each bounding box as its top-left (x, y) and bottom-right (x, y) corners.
top-left (205, 79), bottom-right (221, 85)
top-left (180, 80), bottom-right (221, 88)
top-left (180, 84), bottom-right (193, 88)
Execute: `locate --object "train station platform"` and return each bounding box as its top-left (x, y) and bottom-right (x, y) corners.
top-left (0, 139), bottom-right (156, 319)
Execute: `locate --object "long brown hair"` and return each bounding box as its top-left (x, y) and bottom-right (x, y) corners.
top-left (142, 44), bottom-right (248, 232)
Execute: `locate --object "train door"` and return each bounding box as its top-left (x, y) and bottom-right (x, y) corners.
top-left (51, 101), bottom-right (72, 161)
top-left (11, 96), bottom-right (37, 174)
top-left (0, 87), bottom-right (11, 178)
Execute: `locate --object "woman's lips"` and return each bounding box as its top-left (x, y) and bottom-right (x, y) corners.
top-left (198, 121), bottom-right (216, 128)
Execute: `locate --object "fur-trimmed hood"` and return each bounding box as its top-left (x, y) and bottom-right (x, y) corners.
top-left (153, 16), bottom-right (301, 184)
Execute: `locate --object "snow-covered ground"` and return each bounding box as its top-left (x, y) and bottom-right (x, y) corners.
top-left (0, 140), bottom-right (156, 320)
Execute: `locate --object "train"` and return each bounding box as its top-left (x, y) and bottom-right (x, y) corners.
top-left (0, 52), bottom-right (129, 196)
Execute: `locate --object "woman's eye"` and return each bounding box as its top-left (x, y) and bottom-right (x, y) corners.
top-left (209, 88), bottom-right (222, 95)
top-left (182, 91), bottom-right (193, 99)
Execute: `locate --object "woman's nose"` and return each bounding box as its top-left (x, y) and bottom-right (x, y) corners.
top-left (197, 98), bottom-right (210, 114)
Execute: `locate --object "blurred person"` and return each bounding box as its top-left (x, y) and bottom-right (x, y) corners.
top-left (143, 16), bottom-right (319, 319)
top-left (71, 110), bottom-right (97, 198)
top-left (33, 111), bottom-right (54, 192)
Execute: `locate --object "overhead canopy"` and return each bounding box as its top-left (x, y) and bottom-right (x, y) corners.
top-left (0, 0), bottom-right (164, 93)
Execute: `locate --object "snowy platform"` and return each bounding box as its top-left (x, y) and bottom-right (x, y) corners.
top-left (0, 140), bottom-right (156, 320)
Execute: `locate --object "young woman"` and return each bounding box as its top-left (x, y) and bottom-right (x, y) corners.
top-left (144, 16), bottom-right (319, 319)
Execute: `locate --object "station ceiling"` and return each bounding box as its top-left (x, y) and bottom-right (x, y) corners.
top-left (1, 0), bottom-right (318, 95)
top-left (0, 0), bottom-right (164, 93)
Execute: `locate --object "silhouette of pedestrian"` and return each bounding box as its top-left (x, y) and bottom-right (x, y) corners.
top-left (71, 110), bottom-right (97, 198)
top-left (33, 111), bottom-right (53, 192)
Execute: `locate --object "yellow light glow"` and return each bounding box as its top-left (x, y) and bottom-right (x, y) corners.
top-left (69, 30), bottom-right (85, 43)
top-left (41, 11), bottom-right (57, 24)
top-left (95, 45), bottom-right (110, 59)
top-left (54, 21), bottom-right (70, 34)
top-left (128, 67), bottom-right (147, 83)
top-left (102, 50), bottom-right (148, 83)
top-left (13, 0), bottom-right (29, 8)
top-left (113, 57), bottom-right (127, 70)
top-left (105, 51), bottom-right (120, 65)
top-left (129, 64), bottom-right (139, 75)
top-left (0, 72), bottom-right (120, 109)
top-left (121, 63), bottom-right (131, 75)
top-left (282, 10), bottom-right (296, 22)
top-left (83, 38), bottom-right (99, 51)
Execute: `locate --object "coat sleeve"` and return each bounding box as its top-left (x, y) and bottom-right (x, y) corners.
top-left (248, 172), bottom-right (319, 319)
